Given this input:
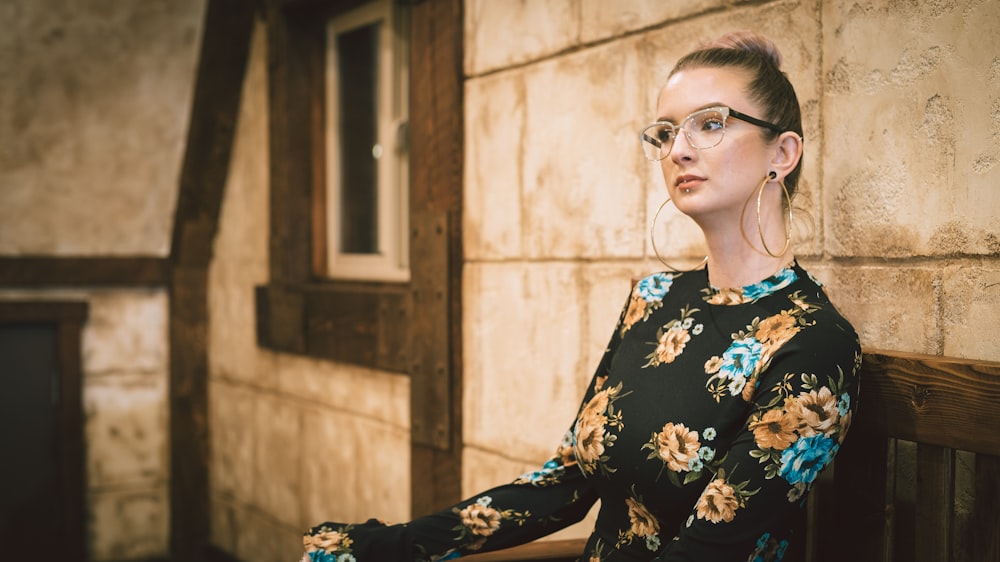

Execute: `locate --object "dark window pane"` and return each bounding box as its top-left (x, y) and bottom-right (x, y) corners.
top-left (337, 23), bottom-right (379, 254)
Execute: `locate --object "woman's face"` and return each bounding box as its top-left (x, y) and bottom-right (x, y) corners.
top-left (655, 66), bottom-right (776, 225)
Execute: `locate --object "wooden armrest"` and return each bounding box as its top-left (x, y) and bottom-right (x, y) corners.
top-left (458, 538), bottom-right (585, 561)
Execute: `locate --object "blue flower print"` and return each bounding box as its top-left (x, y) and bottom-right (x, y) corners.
top-left (637, 273), bottom-right (674, 302)
top-left (703, 427), bottom-right (717, 441)
top-left (743, 267), bottom-right (798, 301)
top-left (751, 532), bottom-right (789, 562)
top-left (779, 434), bottom-right (839, 486)
top-left (837, 393), bottom-right (850, 416)
top-left (698, 446), bottom-right (715, 462)
top-left (338, 555), bottom-right (357, 562)
top-left (720, 337), bottom-right (763, 382)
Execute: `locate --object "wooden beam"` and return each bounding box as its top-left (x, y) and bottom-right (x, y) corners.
top-left (168, 0), bottom-right (255, 559)
top-left (0, 256), bottom-right (169, 287)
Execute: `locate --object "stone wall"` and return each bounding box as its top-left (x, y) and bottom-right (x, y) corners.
top-left (461, 0), bottom-right (1000, 542)
top-left (205, 21), bottom-right (412, 562)
top-left (0, 0), bottom-right (202, 559)
top-left (0, 0), bottom-right (202, 256)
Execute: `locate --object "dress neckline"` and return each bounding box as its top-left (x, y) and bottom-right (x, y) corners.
top-left (701, 261), bottom-right (799, 306)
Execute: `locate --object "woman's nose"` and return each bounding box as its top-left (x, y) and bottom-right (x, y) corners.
top-left (669, 130), bottom-right (696, 163)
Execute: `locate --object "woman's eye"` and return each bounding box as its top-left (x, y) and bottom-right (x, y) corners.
top-left (658, 128), bottom-right (677, 142)
top-left (700, 118), bottom-right (724, 132)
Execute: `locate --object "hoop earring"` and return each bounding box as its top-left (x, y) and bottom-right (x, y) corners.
top-left (753, 171), bottom-right (793, 258)
top-left (650, 198), bottom-right (708, 272)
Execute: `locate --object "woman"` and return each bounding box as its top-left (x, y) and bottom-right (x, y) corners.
top-left (301, 31), bottom-right (860, 562)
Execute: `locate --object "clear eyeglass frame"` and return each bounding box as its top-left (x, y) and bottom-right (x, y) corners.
top-left (639, 106), bottom-right (784, 161)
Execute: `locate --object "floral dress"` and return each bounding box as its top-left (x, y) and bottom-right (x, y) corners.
top-left (302, 261), bottom-right (861, 562)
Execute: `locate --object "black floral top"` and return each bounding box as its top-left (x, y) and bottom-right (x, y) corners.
top-left (302, 261), bottom-right (861, 562)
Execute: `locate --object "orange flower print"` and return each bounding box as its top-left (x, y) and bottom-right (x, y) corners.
top-left (576, 417), bottom-right (607, 466)
top-left (750, 409), bottom-right (797, 450)
top-left (654, 422), bottom-right (701, 473)
top-left (786, 387), bottom-right (840, 437)
top-left (625, 496), bottom-right (660, 538)
top-left (755, 311), bottom-right (799, 346)
top-left (706, 287), bottom-right (747, 305)
top-left (459, 498), bottom-right (502, 537)
top-left (304, 529), bottom-right (352, 554)
top-left (623, 294), bottom-right (646, 332)
top-left (654, 326), bottom-right (691, 364)
top-left (696, 478), bottom-right (739, 523)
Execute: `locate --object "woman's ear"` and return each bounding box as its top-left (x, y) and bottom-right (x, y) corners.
top-left (770, 131), bottom-right (803, 182)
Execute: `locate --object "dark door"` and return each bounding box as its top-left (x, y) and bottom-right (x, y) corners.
top-left (0, 302), bottom-right (87, 562)
top-left (0, 325), bottom-right (64, 558)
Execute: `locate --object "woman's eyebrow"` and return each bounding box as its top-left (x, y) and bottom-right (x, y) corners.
top-left (655, 102), bottom-right (727, 123)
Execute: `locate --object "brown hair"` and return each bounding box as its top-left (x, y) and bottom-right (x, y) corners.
top-left (669, 31), bottom-right (804, 194)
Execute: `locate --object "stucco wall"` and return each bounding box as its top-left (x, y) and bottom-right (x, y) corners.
top-left (0, 0), bottom-right (202, 559)
top-left (461, 0), bottom-right (1000, 543)
top-left (206, 21), bottom-right (412, 562)
top-left (0, 0), bottom-right (202, 256)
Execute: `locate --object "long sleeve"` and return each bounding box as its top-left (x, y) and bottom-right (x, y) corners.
top-left (302, 457), bottom-right (598, 562)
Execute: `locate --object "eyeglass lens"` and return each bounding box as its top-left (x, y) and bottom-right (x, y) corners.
top-left (640, 108), bottom-right (728, 161)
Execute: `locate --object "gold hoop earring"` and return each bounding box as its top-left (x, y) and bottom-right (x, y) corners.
top-left (753, 172), bottom-right (793, 258)
top-left (650, 198), bottom-right (707, 272)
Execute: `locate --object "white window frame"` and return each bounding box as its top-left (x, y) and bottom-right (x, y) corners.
top-left (324, 0), bottom-right (409, 282)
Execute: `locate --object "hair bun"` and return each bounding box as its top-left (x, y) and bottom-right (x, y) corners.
top-left (704, 30), bottom-right (783, 70)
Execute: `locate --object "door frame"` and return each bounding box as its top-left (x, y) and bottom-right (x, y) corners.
top-left (0, 300), bottom-right (88, 561)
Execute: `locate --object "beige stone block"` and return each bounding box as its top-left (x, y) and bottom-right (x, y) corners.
top-left (300, 406), bottom-right (411, 527)
top-left (579, 0), bottom-right (726, 43)
top-left (808, 263), bottom-right (939, 354)
top-left (208, 260), bottom-right (274, 388)
top-left (464, 72), bottom-right (526, 259)
top-left (822, 0), bottom-right (1000, 257)
top-left (252, 394), bottom-right (302, 526)
top-left (464, 0), bottom-right (577, 75)
top-left (88, 485), bottom-right (169, 561)
top-left (462, 445), bottom-right (541, 498)
top-left (82, 290), bottom-right (168, 374)
top-left (277, 353), bottom-right (410, 428)
top-left (520, 41), bottom-right (647, 259)
top-left (463, 263), bottom-right (590, 460)
top-left (0, 0), bottom-right (202, 255)
top-left (581, 262), bottom-right (648, 379)
top-left (209, 494), bottom-right (239, 555)
top-left (232, 504), bottom-right (303, 562)
top-left (83, 372), bottom-right (168, 487)
top-left (210, 380), bottom-right (256, 501)
top-left (214, 20), bottom-right (270, 265)
top-left (941, 264), bottom-right (1000, 361)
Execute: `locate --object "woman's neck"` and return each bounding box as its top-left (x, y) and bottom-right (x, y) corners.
top-left (699, 214), bottom-right (793, 288)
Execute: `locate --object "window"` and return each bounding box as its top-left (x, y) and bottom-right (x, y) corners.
top-left (323, 0), bottom-right (409, 282)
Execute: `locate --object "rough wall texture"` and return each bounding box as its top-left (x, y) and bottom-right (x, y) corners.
top-left (0, 0), bottom-right (202, 559)
top-left (462, 0), bottom-right (1000, 542)
top-left (206, 21), bottom-right (412, 562)
top-left (0, 0), bottom-right (202, 256)
top-left (0, 288), bottom-right (170, 560)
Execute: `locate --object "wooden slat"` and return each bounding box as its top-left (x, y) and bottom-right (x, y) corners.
top-left (856, 350), bottom-right (1000, 456)
top-left (460, 539), bottom-right (584, 562)
top-left (973, 454), bottom-right (1000, 562)
top-left (826, 427), bottom-right (892, 561)
top-left (914, 444), bottom-right (953, 562)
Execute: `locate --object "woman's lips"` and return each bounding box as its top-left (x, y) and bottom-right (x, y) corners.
top-left (676, 175), bottom-right (705, 190)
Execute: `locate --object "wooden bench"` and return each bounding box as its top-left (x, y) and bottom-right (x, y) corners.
top-left (462, 350), bottom-right (1000, 562)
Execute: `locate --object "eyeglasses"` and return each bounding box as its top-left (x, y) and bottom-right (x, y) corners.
top-left (639, 106), bottom-right (784, 161)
